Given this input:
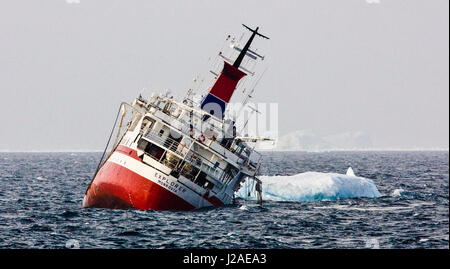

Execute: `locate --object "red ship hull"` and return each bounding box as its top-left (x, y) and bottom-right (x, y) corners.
top-left (82, 145), bottom-right (225, 210)
top-left (82, 145), bottom-right (196, 210)
top-left (83, 161), bottom-right (196, 210)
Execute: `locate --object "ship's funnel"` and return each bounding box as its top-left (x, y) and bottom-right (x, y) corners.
top-left (200, 61), bottom-right (246, 119)
top-left (200, 24), bottom-right (269, 120)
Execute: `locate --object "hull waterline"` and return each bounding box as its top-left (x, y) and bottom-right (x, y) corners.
top-left (83, 146), bottom-right (224, 210)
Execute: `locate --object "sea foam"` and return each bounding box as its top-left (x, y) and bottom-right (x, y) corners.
top-left (391, 188), bottom-right (405, 197)
top-left (236, 170), bottom-right (381, 202)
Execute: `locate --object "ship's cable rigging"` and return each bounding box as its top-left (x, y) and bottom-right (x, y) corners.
top-left (95, 104), bottom-right (123, 172)
top-left (85, 103), bottom-right (127, 194)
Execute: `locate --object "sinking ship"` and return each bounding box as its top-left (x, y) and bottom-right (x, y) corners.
top-left (82, 25), bottom-right (270, 210)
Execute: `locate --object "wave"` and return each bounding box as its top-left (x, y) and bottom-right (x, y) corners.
top-left (236, 169), bottom-right (381, 202)
top-left (391, 188), bottom-right (405, 197)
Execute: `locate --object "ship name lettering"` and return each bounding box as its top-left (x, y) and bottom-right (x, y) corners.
top-left (155, 171), bottom-right (186, 194)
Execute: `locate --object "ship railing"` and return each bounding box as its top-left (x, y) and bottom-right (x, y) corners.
top-left (144, 128), bottom-right (258, 183)
top-left (232, 145), bottom-right (262, 169)
top-left (142, 130), bottom-right (227, 182)
top-left (151, 97), bottom-right (227, 140)
top-left (144, 130), bottom-right (187, 157)
top-left (147, 97), bottom-right (259, 168)
top-left (199, 161), bottom-right (224, 179)
top-left (182, 151), bottom-right (226, 182)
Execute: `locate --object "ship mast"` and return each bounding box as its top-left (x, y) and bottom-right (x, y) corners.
top-left (233, 24), bottom-right (269, 68)
top-left (200, 24), bottom-right (269, 120)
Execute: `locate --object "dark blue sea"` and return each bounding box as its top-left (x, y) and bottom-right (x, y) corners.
top-left (0, 151), bottom-right (448, 249)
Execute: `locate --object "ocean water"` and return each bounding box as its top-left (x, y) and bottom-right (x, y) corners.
top-left (0, 151), bottom-right (448, 249)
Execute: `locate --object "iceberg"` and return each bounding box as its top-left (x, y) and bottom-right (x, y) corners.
top-left (237, 169), bottom-right (381, 202)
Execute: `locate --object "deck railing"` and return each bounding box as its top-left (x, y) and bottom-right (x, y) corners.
top-left (145, 98), bottom-right (267, 175)
top-left (142, 130), bottom-right (226, 181)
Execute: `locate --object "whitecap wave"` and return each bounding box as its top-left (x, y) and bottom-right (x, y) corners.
top-left (239, 205), bottom-right (249, 211)
top-left (391, 188), bottom-right (405, 197)
top-left (236, 171), bottom-right (381, 202)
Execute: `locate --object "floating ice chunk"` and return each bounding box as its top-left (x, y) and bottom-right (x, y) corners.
top-left (237, 171), bottom-right (381, 202)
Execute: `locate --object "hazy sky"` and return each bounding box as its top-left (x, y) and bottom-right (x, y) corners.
top-left (0, 0), bottom-right (448, 151)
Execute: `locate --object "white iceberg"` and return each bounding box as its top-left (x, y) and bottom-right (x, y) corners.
top-left (237, 169), bottom-right (381, 202)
